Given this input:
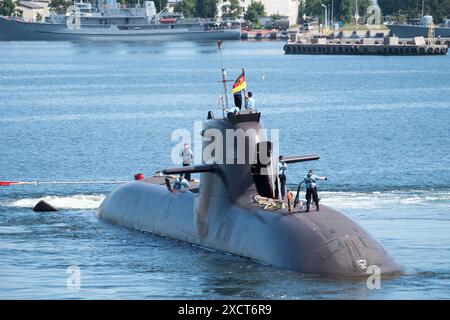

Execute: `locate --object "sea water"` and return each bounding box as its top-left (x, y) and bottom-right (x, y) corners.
top-left (0, 41), bottom-right (449, 299)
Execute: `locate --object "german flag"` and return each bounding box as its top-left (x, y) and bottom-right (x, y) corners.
top-left (232, 71), bottom-right (246, 94)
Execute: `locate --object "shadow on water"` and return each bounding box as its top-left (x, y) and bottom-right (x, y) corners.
top-left (66, 40), bottom-right (235, 56)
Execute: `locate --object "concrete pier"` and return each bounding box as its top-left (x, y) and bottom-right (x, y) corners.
top-left (284, 36), bottom-right (448, 55)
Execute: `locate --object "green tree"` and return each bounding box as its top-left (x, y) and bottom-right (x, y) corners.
top-left (299, 0), bottom-right (372, 24)
top-left (378, 0), bottom-right (450, 22)
top-left (196, 0), bottom-right (217, 18)
top-left (0, 0), bottom-right (16, 16)
top-left (244, 1), bottom-right (265, 24)
top-left (175, 0), bottom-right (197, 18)
top-left (49, 0), bottom-right (72, 14)
top-left (244, 7), bottom-right (258, 23)
top-left (338, 0), bottom-right (371, 22)
top-left (300, 0), bottom-right (322, 19)
top-left (250, 0), bottom-right (265, 16)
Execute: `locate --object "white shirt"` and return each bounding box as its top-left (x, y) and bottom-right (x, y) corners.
top-left (247, 97), bottom-right (256, 110)
top-left (278, 161), bottom-right (288, 176)
top-left (181, 148), bottom-right (193, 164)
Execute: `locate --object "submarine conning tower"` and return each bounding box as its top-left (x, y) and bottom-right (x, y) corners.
top-left (99, 110), bottom-right (403, 277)
top-left (195, 111), bottom-right (272, 237)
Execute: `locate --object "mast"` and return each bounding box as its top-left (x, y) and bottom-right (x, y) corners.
top-left (242, 68), bottom-right (247, 109)
top-left (217, 41), bottom-right (229, 118)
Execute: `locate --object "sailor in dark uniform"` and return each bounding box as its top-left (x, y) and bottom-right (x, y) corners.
top-left (277, 156), bottom-right (288, 200)
top-left (295, 169), bottom-right (327, 212)
top-left (181, 143), bottom-right (194, 181)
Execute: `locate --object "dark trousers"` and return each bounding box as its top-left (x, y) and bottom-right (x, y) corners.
top-left (279, 174), bottom-right (286, 199)
top-left (306, 187), bottom-right (319, 211)
top-left (275, 175), bottom-right (287, 199)
top-left (233, 93), bottom-right (243, 110)
top-left (183, 163), bottom-right (191, 180)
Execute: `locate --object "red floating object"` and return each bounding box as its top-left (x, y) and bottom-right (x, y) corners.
top-left (134, 173), bottom-right (145, 181)
top-left (0, 181), bottom-right (18, 186)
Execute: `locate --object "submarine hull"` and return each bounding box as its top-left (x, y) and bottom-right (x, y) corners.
top-left (98, 180), bottom-right (402, 277)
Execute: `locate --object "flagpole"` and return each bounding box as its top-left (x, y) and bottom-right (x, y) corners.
top-left (217, 41), bottom-right (228, 118)
top-left (242, 68), bottom-right (247, 110)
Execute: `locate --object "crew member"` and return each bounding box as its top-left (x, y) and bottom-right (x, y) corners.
top-left (295, 169), bottom-right (327, 212)
top-left (173, 174), bottom-right (190, 191)
top-left (246, 92), bottom-right (255, 111)
top-left (181, 143), bottom-right (194, 181)
top-left (233, 92), bottom-right (243, 110)
top-left (277, 156), bottom-right (288, 200)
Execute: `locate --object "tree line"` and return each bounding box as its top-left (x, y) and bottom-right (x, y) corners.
top-left (175, 0), bottom-right (252, 19)
top-left (377, 0), bottom-right (450, 22)
top-left (3, 0), bottom-right (447, 24)
top-left (175, 0), bottom-right (218, 18)
top-left (299, 0), bottom-right (372, 23)
top-left (301, 0), bottom-right (449, 24)
top-left (175, 0), bottom-right (266, 23)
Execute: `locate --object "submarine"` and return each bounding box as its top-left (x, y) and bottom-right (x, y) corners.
top-left (98, 43), bottom-right (401, 277)
top-left (98, 111), bottom-right (402, 277)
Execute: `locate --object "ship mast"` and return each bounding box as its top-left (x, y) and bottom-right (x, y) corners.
top-left (217, 41), bottom-right (229, 118)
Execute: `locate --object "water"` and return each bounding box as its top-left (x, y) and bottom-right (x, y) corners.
top-left (0, 41), bottom-right (449, 299)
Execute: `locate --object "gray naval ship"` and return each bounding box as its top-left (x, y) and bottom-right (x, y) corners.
top-left (98, 56), bottom-right (403, 277)
top-left (0, 0), bottom-right (241, 41)
top-left (388, 15), bottom-right (450, 39)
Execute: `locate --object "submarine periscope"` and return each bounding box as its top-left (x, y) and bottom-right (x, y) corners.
top-left (98, 109), bottom-right (402, 277)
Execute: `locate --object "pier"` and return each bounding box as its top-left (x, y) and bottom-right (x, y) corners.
top-left (284, 36), bottom-right (448, 56)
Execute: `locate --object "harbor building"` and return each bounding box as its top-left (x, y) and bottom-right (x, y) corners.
top-left (16, 1), bottom-right (49, 22)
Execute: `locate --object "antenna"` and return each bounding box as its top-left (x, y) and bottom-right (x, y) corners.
top-left (217, 41), bottom-right (229, 118)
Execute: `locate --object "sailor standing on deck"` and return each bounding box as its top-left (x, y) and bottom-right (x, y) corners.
top-left (295, 169), bottom-right (327, 212)
top-left (181, 143), bottom-right (194, 181)
top-left (277, 156), bottom-right (288, 200)
top-left (246, 92), bottom-right (256, 111)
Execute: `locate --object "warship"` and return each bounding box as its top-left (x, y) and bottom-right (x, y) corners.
top-left (0, 0), bottom-right (241, 41)
top-left (387, 15), bottom-right (450, 39)
top-left (97, 44), bottom-right (403, 277)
